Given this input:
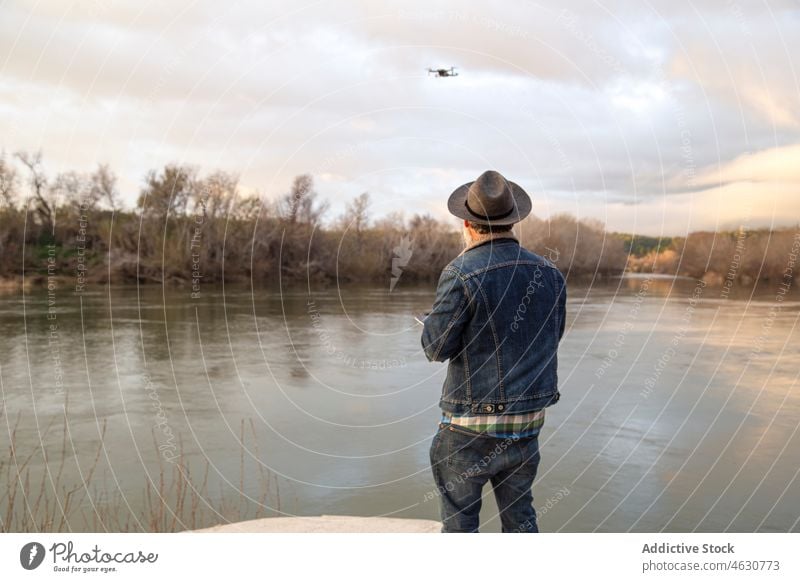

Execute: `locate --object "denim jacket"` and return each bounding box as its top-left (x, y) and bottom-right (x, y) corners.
top-left (421, 236), bottom-right (566, 416)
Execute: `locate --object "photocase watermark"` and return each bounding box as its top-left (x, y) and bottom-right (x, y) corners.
top-left (45, 243), bottom-right (65, 396)
top-left (748, 232), bottom-right (800, 360)
top-left (136, 24), bottom-right (221, 119)
top-left (519, 110), bottom-right (573, 176)
top-left (782, 233), bottom-right (800, 287)
top-left (74, 198), bottom-right (90, 295)
top-left (143, 373), bottom-right (178, 463)
top-left (556, 9), bottom-right (627, 75)
top-left (720, 226), bottom-right (747, 299)
top-left (539, 485), bottom-right (570, 516)
top-left (423, 434), bottom-right (519, 502)
top-left (397, 8), bottom-right (531, 40)
top-left (596, 275), bottom-right (651, 378)
top-left (45, 540), bottom-right (158, 574)
top-left (510, 266), bottom-right (545, 333)
top-left (543, 246), bottom-right (560, 264)
top-left (556, 8), bottom-right (697, 192)
top-left (509, 485), bottom-right (571, 532)
top-left (307, 299), bottom-right (407, 369)
top-left (20, 539), bottom-right (159, 573)
top-left (728, 0), bottom-right (753, 38)
top-left (720, 213), bottom-right (751, 299)
top-left (676, 118), bottom-right (697, 190)
top-left (20, 542), bottom-right (46, 570)
top-left (390, 234), bottom-right (414, 292)
top-left (190, 198), bottom-right (206, 299)
top-left (640, 278), bottom-right (706, 399)
top-left (315, 141), bottom-right (373, 175)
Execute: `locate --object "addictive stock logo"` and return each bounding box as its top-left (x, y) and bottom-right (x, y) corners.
top-left (20, 542), bottom-right (46, 570)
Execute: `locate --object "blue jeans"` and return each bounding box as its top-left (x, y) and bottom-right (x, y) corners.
top-left (429, 423), bottom-right (541, 533)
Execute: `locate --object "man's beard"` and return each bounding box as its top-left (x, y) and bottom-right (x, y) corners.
top-left (462, 227), bottom-right (473, 248)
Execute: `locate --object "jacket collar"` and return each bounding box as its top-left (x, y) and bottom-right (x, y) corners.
top-left (458, 232), bottom-right (519, 256)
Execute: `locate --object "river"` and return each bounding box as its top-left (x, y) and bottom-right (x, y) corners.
top-left (1, 275), bottom-right (798, 532)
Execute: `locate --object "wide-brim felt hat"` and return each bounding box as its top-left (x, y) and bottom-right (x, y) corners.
top-left (447, 170), bottom-right (532, 226)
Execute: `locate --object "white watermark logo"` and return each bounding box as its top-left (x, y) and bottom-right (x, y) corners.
top-left (19, 542), bottom-right (46, 570)
top-left (389, 234), bottom-right (414, 292)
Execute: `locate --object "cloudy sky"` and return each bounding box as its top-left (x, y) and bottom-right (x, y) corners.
top-left (1, 0), bottom-right (798, 235)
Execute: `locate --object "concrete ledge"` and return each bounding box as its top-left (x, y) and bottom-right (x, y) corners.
top-left (191, 515), bottom-right (441, 533)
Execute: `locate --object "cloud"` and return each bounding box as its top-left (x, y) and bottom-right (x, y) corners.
top-left (0, 0), bottom-right (798, 234)
top-left (691, 144), bottom-right (800, 188)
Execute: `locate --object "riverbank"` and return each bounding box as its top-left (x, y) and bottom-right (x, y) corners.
top-left (190, 515), bottom-right (441, 533)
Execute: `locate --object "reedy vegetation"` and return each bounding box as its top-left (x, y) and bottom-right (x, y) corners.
top-left (1, 411), bottom-right (282, 533)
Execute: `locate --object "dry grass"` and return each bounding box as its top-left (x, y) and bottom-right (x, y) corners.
top-left (1, 413), bottom-right (282, 533)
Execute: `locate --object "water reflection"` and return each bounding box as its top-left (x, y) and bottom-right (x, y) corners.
top-left (1, 277), bottom-right (798, 532)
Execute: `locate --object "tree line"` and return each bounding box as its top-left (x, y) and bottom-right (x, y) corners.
top-left (0, 151), bottom-right (795, 289)
top-left (627, 228), bottom-right (800, 285)
top-left (0, 152), bottom-right (470, 287)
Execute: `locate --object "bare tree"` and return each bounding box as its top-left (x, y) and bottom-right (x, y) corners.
top-left (90, 164), bottom-right (120, 211)
top-left (340, 192), bottom-right (370, 235)
top-left (278, 174), bottom-right (328, 226)
top-left (0, 152), bottom-right (17, 209)
top-left (518, 213), bottom-right (626, 276)
top-left (192, 171), bottom-right (238, 220)
top-left (137, 164), bottom-right (195, 218)
top-left (51, 170), bottom-right (91, 214)
top-left (231, 193), bottom-right (263, 222)
top-left (15, 150), bottom-right (53, 231)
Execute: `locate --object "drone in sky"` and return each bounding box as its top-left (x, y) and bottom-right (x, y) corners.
top-left (427, 66), bottom-right (459, 78)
